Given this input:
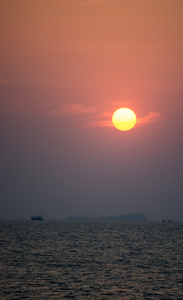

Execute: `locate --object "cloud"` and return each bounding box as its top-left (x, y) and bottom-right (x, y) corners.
top-left (51, 104), bottom-right (113, 127)
top-left (136, 112), bottom-right (161, 125)
top-left (55, 104), bottom-right (161, 128)
top-left (85, 119), bottom-right (113, 127)
top-left (0, 78), bottom-right (10, 84)
top-left (0, 98), bottom-right (52, 115)
top-left (57, 104), bottom-right (96, 115)
top-left (84, 111), bottom-right (113, 127)
top-left (82, 109), bottom-right (161, 128)
top-left (0, 97), bottom-right (161, 129)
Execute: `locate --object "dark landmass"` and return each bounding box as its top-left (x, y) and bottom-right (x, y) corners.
top-left (65, 213), bottom-right (148, 222)
top-left (99, 213), bottom-right (148, 221)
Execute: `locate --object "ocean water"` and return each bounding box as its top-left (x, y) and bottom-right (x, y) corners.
top-left (0, 221), bottom-right (183, 299)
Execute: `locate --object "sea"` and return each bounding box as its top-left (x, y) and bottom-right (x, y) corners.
top-left (1, 220), bottom-right (183, 299)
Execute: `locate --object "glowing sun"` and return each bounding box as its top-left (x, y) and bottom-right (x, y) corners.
top-left (112, 108), bottom-right (136, 131)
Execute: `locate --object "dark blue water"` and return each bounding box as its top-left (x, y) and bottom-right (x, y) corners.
top-left (1, 221), bottom-right (183, 299)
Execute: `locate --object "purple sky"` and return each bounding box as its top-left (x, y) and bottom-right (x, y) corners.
top-left (0, 0), bottom-right (183, 220)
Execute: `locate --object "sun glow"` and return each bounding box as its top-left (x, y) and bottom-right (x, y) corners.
top-left (112, 108), bottom-right (136, 131)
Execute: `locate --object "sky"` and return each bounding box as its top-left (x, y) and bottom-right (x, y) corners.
top-left (0, 0), bottom-right (183, 221)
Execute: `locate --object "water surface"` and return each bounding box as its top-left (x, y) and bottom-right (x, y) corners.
top-left (1, 221), bottom-right (183, 299)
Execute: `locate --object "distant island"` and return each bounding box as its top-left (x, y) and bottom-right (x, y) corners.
top-left (65, 213), bottom-right (148, 222)
top-left (99, 213), bottom-right (148, 221)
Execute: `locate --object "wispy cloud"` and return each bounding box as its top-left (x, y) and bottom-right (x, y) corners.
top-left (54, 104), bottom-right (96, 115)
top-left (0, 97), bottom-right (161, 128)
top-left (87, 111), bottom-right (161, 128)
top-left (0, 98), bottom-right (52, 115)
top-left (83, 111), bottom-right (113, 127)
top-left (55, 104), bottom-right (112, 126)
top-left (136, 112), bottom-right (161, 125)
top-left (55, 104), bottom-right (161, 128)
top-left (85, 119), bottom-right (113, 127)
top-left (0, 78), bottom-right (10, 84)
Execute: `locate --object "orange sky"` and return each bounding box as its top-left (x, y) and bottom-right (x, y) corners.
top-left (0, 0), bottom-right (183, 220)
top-left (1, 0), bottom-right (183, 121)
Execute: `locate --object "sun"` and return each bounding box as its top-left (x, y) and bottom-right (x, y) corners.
top-left (112, 108), bottom-right (136, 131)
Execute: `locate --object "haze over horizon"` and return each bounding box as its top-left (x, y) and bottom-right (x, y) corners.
top-left (0, 0), bottom-right (183, 221)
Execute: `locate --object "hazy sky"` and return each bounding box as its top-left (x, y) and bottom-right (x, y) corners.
top-left (0, 0), bottom-right (183, 221)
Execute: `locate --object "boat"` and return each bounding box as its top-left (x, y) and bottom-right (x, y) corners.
top-left (31, 215), bottom-right (43, 221)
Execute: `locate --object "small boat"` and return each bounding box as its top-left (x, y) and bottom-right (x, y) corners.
top-left (31, 215), bottom-right (43, 221)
